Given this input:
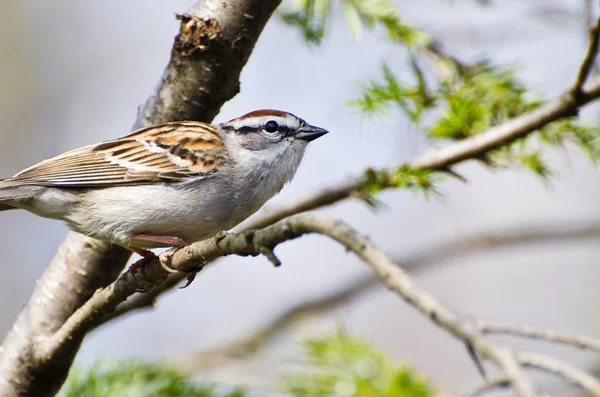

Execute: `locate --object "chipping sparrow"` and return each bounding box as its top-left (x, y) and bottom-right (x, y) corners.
top-left (0, 109), bottom-right (328, 262)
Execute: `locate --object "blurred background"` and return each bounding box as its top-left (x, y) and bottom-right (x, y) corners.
top-left (1, 0), bottom-right (600, 395)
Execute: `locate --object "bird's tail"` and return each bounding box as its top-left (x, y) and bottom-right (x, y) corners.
top-left (0, 179), bottom-right (17, 211)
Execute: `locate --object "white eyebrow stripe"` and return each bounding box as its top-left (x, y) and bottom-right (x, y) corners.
top-left (227, 115), bottom-right (301, 131)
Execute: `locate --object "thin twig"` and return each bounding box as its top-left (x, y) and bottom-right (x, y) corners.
top-left (572, 14), bottom-right (600, 95)
top-left (478, 321), bottom-right (600, 354)
top-left (520, 351), bottom-right (600, 395)
top-left (585, 0), bottom-right (593, 28)
top-left (464, 377), bottom-right (511, 397)
top-left (464, 351), bottom-right (600, 397)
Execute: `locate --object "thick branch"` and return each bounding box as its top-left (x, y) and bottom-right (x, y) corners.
top-left (0, 236), bottom-right (129, 395)
top-left (0, 1), bottom-right (282, 396)
top-left (4, 7), bottom-right (599, 397)
top-left (134, 1), bottom-right (281, 128)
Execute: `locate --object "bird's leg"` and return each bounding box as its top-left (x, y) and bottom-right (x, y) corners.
top-left (131, 233), bottom-right (205, 289)
top-left (125, 247), bottom-right (157, 275)
top-left (133, 234), bottom-right (190, 248)
top-left (123, 247), bottom-right (162, 292)
top-left (132, 233), bottom-right (190, 273)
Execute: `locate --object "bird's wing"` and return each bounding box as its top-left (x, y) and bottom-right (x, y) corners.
top-left (10, 122), bottom-right (228, 187)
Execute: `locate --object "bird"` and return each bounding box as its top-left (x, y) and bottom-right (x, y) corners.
top-left (0, 109), bottom-right (328, 275)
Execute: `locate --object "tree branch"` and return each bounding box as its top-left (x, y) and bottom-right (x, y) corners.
top-left (169, 219), bottom-right (600, 371)
top-left (90, 15), bottom-right (600, 360)
top-left (0, 236), bottom-right (129, 396)
top-left (35, 214), bottom-right (538, 397)
top-left (572, 10), bottom-right (600, 95)
top-left (0, 1), bottom-right (282, 396)
top-left (519, 352), bottom-right (600, 395)
top-left (478, 321), bottom-right (600, 354)
top-left (243, 16), bottom-right (600, 232)
top-left (4, 6), bottom-right (599, 397)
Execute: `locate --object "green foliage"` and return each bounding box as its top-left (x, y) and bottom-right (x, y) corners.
top-left (58, 360), bottom-right (246, 397)
top-left (284, 330), bottom-right (439, 397)
top-left (58, 333), bottom-right (439, 397)
top-left (349, 64), bottom-right (433, 122)
top-left (351, 61), bottom-right (539, 138)
top-left (340, 0), bottom-right (429, 46)
top-left (280, 0), bottom-right (329, 44)
top-left (351, 57), bottom-right (600, 179)
top-left (360, 165), bottom-right (443, 200)
top-left (280, 0), bottom-right (428, 47)
top-left (280, 0), bottom-right (600, 186)
top-left (428, 61), bottom-right (538, 140)
top-left (539, 117), bottom-right (600, 161)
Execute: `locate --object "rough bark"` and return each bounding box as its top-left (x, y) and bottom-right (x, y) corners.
top-left (0, 1), bottom-right (282, 396)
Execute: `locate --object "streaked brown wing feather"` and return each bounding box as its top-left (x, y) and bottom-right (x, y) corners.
top-left (11, 122), bottom-right (228, 187)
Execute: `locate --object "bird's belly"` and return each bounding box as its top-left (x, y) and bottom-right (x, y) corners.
top-left (65, 182), bottom-right (236, 248)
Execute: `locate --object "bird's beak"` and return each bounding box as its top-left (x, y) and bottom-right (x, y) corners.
top-left (295, 124), bottom-right (329, 142)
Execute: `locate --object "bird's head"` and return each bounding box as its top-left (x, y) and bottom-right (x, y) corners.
top-left (218, 109), bottom-right (328, 182)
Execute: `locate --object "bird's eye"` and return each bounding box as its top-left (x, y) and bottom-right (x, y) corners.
top-left (264, 120), bottom-right (279, 133)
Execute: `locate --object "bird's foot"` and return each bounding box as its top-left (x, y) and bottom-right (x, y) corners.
top-left (156, 242), bottom-right (204, 289)
top-left (125, 248), bottom-right (161, 292)
top-left (131, 234), bottom-right (200, 289)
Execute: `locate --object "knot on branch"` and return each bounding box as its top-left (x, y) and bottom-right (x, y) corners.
top-left (175, 14), bottom-right (222, 56)
top-left (216, 230), bottom-right (281, 267)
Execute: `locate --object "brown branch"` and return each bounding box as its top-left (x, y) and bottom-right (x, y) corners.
top-left (243, 16), bottom-right (600, 232)
top-left (169, 220), bottom-right (600, 370)
top-left (572, 13), bottom-right (600, 95)
top-left (34, 214), bottom-right (537, 397)
top-left (98, 218), bottom-right (600, 334)
top-left (3, 6), bottom-right (599, 397)
top-left (586, 0), bottom-right (594, 30)
top-left (0, 1), bottom-right (283, 396)
top-left (86, 10), bottom-right (600, 350)
top-left (245, 89), bottom-right (600, 230)
top-left (478, 321), bottom-right (600, 354)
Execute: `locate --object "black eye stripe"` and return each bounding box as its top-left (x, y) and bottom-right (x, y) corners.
top-left (278, 125), bottom-right (294, 134)
top-left (232, 121), bottom-right (296, 135)
top-left (236, 126), bottom-right (257, 134)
